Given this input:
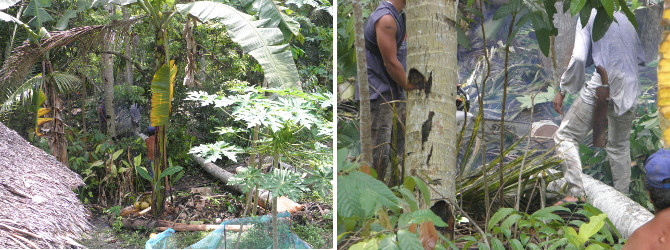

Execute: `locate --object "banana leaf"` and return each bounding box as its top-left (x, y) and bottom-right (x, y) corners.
top-left (176, 1), bottom-right (301, 90)
top-left (150, 60), bottom-right (177, 126)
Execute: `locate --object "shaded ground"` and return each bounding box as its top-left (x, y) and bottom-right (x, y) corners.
top-left (79, 168), bottom-right (333, 249)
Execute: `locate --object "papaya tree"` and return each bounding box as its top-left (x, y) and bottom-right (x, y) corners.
top-left (98, 0), bottom-right (305, 218)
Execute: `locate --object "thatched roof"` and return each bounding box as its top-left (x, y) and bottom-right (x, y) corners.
top-left (0, 122), bottom-right (90, 248)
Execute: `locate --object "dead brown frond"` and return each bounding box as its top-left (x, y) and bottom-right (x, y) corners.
top-left (0, 16), bottom-right (144, 88)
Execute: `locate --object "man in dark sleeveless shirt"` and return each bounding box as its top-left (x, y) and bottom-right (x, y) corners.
top-left (356, 0), bottom-right (418, 185)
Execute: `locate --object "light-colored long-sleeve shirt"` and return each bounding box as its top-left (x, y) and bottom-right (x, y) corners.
top-left (560, 10), bottom-right (645, 116)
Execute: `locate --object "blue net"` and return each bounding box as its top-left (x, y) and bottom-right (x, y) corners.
top-left (145, 212), bottom-right (311, 249)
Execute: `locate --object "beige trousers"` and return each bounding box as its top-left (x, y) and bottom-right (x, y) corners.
top-left (553, 97), bottom-right (635, 196)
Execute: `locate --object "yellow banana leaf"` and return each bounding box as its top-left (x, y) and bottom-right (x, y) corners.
top-left (33, 89), bottom-right (51, 137)
top-left (150, 60), bottom-right (177, 126)
top-left (661, 6), bottom-right (670, 146)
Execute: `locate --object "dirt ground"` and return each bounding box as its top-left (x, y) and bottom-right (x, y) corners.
top-left (78, 169), bottom-right (333, 249)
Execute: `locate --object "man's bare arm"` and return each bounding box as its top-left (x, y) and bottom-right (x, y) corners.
top-left (375, 15), bottom-right (415, 91)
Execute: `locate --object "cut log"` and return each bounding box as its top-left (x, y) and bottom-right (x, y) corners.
top-left (155, 224), bottom-right (252, 232)
top-left (190, 154), bottom-right (304, 214)
top-left (547, 173), bottom-right (653, 239)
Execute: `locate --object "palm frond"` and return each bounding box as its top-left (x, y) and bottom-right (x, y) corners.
top-left (50, 72), bottom-right (82, 95)
top-left (0, 73), bottom-right (42, 114)
top-left (0, 17), bottom-right (143, 87)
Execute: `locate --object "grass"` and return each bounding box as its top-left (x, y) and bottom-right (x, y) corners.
top-left (292, 223), bottom-right (328, 248)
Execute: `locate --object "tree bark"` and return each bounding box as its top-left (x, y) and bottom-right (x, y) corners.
top-left (44, 60), bottom-right (68, 166)
top-left (102, 27), bottom-right (116, 137)
top-left (123, 6), bottom-right (133, 86)
top-left (405, 0), bottom-right (458, 237)
top-left (540, 2), bottom-right (577, 84)
top-left (547, 173), bottom-right (653, 239)
top-left (352, 0), bottom-right (373, 167)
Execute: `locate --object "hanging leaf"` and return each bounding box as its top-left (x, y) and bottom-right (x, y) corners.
top-left (150, 60), bottom-right (177, 126)
top-left (177, 1), bottom-right (301, 89)
top-left (591, 10), bottom-right (612, 42)
top-left (23, 0), bottom-right (54, 28)
top-left (33, 89), bottom-right (51, 136)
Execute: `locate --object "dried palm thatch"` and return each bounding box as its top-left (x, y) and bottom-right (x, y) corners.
top-left (0, 17), bottom-right (142, 87)
top-left (0, 122), bottom-right (90, 248)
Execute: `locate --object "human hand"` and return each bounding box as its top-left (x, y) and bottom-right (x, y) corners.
top-left (553, 92), bottom-right (565, 115)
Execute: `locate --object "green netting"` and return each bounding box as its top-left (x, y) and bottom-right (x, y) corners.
top-left (145, 212), bottom-right (311, 249)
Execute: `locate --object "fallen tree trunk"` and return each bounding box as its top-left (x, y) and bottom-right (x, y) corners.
top-left (547, 173), bottom-right (653, 239)
top-left (190, 154), bottom-right (304, 213)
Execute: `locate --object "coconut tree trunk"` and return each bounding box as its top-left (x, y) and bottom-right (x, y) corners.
top-left (44, 60), bottom-right (68, 166)
top-left (352, 0), bottom-right (372, 167)
top-left (405, 0), bottom-right (458, 237)
top-left (102, 17), bottom-right (116, 137)
top-left (123, 6), bottom-right (133, 86)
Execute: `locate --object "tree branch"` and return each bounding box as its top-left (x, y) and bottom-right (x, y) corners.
top-left (96, 50), bottom-right (150, 82)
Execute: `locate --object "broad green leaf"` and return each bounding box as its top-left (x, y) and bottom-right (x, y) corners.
top-left (535, 28), bottom-right (551, 57)
top-left (617, 0), bottom-right (637, 29)
top-left (578, 213), bottom-right (607, 243)
top-left (410, 176), bottom-right (430, 207)
top-left (136, 166), bottom-right (153, 182)
top-left (600, 0), bottom-right (613, 18)
top-left (378, 235), bottom-right (399, 250)
top-left (337, 174), bottom-right (363, 218)
top-left (509, 239), bottom-right (523, 250)
top-left (252, 0), bottom-right (299, 37)
top-left (398, 187), bottom-right (418, 212)
top-left (134, 155), bottom-right (142, 167)
top-left (500, 213), bottom-right (522, 231)
top-left (176, 1), bottom-right (300, 89)
top-left (349, 238), bottom-right (379, 250)
top-left (112, 149), bottom-right (124, 160)
top-left (150, 60), bottom-right (177, 126)
top-left (55, 9), bottom-right (79, 30)
top-left (488, 207), bottom-right (515, 229)
top-left (397, 230), bottom-right (423, 250)
top-left (591, 10), bottom-right (612, 42)
top-left (569, 0), bottom-right (586, 16)
top-left (23, 0), bottom-right (53, 28)
top-left (158, 165), bottom-right (183, 179)
top-left (90, 160), bottom-right (104, 167)
top-left (491, 238), bottom-right (504, 250)
top-left (585, 244), bottom-right (605, 250)
top-left (563, 226), bottom-right (582, 247)
top-left (351, 171), bottom-right (400, 209)
top-left (407, 209), bottom-right (448, 227)
top-left (579, 4), bottom-right (591, 30)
